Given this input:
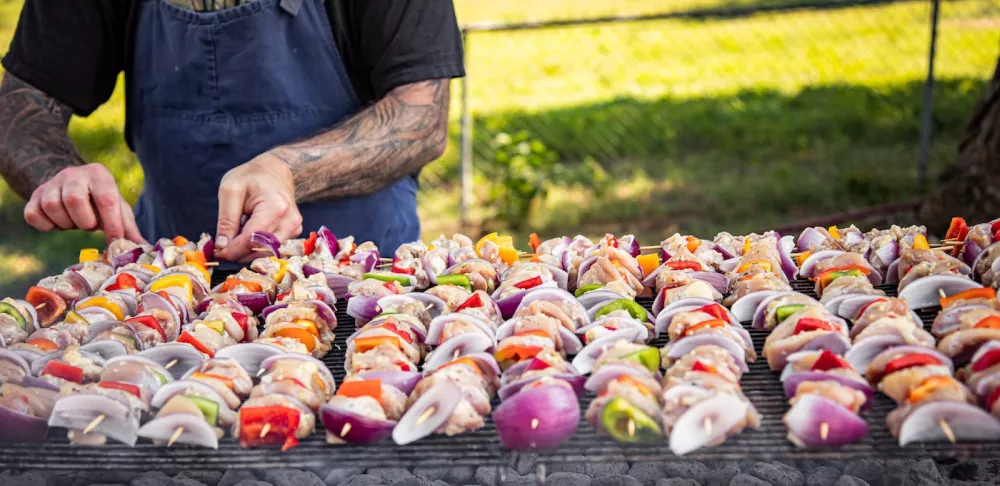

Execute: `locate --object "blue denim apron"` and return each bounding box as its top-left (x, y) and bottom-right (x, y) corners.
top-left (128, 0), bottom-right (420, 256)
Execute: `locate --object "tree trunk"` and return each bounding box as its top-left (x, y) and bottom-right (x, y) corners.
top-left (920, 56), bottom-right (1000, 234)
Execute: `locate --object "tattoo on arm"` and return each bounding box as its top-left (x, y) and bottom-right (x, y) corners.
top-left (0, 73), bottom-right (83, 200)
top-left (271, 79), bottom-right (450, 203)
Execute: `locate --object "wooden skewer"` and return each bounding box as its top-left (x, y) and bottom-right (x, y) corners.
top-left (639, 245), bottom-right (660, 251)
top-left (340, 423), bottom-right (352, 437)
top-left (257, 368), bottom-right (267, 377)
top-left (35, 303), bottom-right (46, 310)
top-left (83, 415), bottom-right (105, 435)
top-left (703, 416), bottom-right (712, 435)
top-left (204, 262), bottom-right (220, 267)
top-left (939, 289), bottom-right (948, 299)
top-left (530, 418), bottom-right (539, 430)
top-left (453, 349), bottom-right (460, 361)
top-left (939, 419), bottom-right (956, 444)
top-left (416, 406), bottom-right (436, 425)
top-left (165, 359), bottom-right (178, 370)
top-left (260, 423), bottom-right (271, 438)
top-left (380, 257), bottom-right (393, 262)
top-left (820, 422), bottom-right (829, 441)
top-left (936, 245), bottom-right (956, 252)
top-left (168, 426), bottom-right (184, 447)
top-left (376, 263), bottom-right (391, 269)
top-left (251, 248), bottom-right (271, 253)
top-left (627, 418), bottom-right (636, 437)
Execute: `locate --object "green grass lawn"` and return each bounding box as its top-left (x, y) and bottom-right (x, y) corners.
top-left (0, 0), bottom-right (998, 295)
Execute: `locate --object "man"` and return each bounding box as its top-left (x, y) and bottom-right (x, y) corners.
top-left (0, 0), bottom-right (463, 262)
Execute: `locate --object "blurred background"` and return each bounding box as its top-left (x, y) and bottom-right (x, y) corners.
top-left (0, 0), bottom-right (997, 295)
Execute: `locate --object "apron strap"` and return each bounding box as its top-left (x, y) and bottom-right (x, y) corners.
top-left (279, 0), bottom-right (304, 16)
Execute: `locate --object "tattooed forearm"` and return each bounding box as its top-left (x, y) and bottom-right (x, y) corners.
top-left (0, 73), bottom-right (83, 200)
top-left (271, 79), bottom-right (450, 203)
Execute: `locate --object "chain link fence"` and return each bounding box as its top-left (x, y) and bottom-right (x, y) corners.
top-left (418, 0), bottom-right (1000, 241)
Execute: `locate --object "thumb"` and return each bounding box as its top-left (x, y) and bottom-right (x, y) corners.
top-left (216, 180), bottom-right (246, 251)
top-left (120, 200), bottom-right (148, 245)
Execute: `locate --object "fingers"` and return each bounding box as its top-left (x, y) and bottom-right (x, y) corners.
top-left (23, 190), bottom-right (56, 232)
top-left (216, 179), bottom-right (246, 251)
top-left (120, 200), bottom-right (148, 245)
top-left (216, 204), bottom-right (279, 263)
top-left (90, 184), bottom-right (125, 242)
top-left (40, 185), bottom-right (73, 230)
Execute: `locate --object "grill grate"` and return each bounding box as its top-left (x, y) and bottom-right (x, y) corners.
top-left (1, 277), bottom-right (998, 471)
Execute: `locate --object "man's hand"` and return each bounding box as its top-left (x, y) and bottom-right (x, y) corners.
top-left (23, 163), bottom-right (146, 244)
top-left (215, 153), bottom-right (303, 263)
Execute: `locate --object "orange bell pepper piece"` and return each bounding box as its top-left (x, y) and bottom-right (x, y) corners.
top-left (940, 288), bottom-right (996, 308)
top-left (354, 335), bottom-right (401, 353)
top-left (336, 380), bottom-right (382, 401)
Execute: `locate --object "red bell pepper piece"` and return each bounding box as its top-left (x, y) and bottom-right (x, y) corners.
top-left (178, 331), bottom-right (215, 357)
top-left (391, 259), bottom-right (416, 275)
top-left (380, 322), bottom-right (413, 344)
top-left (41, 361), bottom-right (84, 384)
top-left (606, 234), bottom-right (618, 248)
top-left (884, 353), bottom-right (942, 375)
top-left (975, 316), bottom-right (1000, 330)
top-left (276, 289), bottom-right (291, 302)
top-left (105, 273), bottom-right (139, 292)
top-left (987, 385), bottom-right (1000, 411)
top-left (810, 350), bottom-right (851, 372)
top-left (24, 286), bottom-right (67, 327)
top-left (232, 313), bottom-right (250, 341)
top-left (972, 348), bottom-right (1000, 373)
top-left (303, 232), bottom-right (318, 256)
top-left (945, 217), bottom-right (969, 242)
top-left (126, 315), bottom-right (167, 341)
top-left (382, 281), bottom-right (398, 294)
top-left (683, 319), bottom-right (727, 336)
top-left (191, 372), bottom-right (235, 390)
top-left (529, 233), bottom-right (541, 252)
top-left (99, 381), bottom-right (142, 398)
top-left (525, 357), bottom-right (552, 372)
top-left (793, 318), bottom-right (836, 335)
top-left (855, 298), bottom-right (886, 319)
top-left (692, 360), bottom-right (717, 374)
top-left (456, 293), bottom-right (484, 312)
top-left (514, 276), bottom-right (544, 290)
top-left (695, 304), bottom-right (729, 322)
top-left (239, 406), bottom-right (301, 451)
top-left (666, 261), bottom-right (702, 271)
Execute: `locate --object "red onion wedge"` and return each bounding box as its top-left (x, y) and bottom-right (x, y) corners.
top-left (320, 403), bottom-right (396, 445)
top-left (751, 291), bottom-right (815, 330)
top-left (669, 393), bottom-right (749, 455)
top-left (837, 294), bottom-right (884, 321)
top-left (407, 293), bottom-right (448, 320)
top-left (494, 383), bottom-right (580, 451)
top-left (392, 381), bottom-right (461, 445)
top-left (574, 256), bottom-right (599, 289)
top-left (302, 265), bottom-right (354, 299)
top-left (48, 395), bottom-right (139, 446)
top-left (0, 349), bottom-right (31, 378)
top-left (714, 243), bottom-right (736, 260)
top-left (498, 373), bottom-right (586, 402)
top-left (584, 363), bottom-right (658, 393)
top-left (347, 295), bottom-right (381, 322)
top-left (844, 334), bottom-right (905, 373)
top-left (495, 284), bottom-right (558, 319)
top-left (783, 372), bottom-right (874, 410)
top-left (577, 289), bottom-right (628, 311)
top-left (317, 226), bottom-right (340, 257)
top-left (897, 401), bottom-right (1000, 446)
top-left (798, 250), bottom-right (846, 278)
top-left (79, 340), bottom-right (129, 361)
top-left (137, 414), bottom-right (218, 449)
top-left (110, 247), bottom-right (144, 270)
top-left (357, 371), bottom-right (422, 395)
top-left (233, 292), bottom-right (270, 315)
top-left (731, 290), bottom-right (786, 323)
top-left (426, 313), bottom-right (495, 346)
top-left (885, 258), bottom-right (901, 284)
top-left (214, 343), bottom-right (285, 377)
top-left (423, 333), bottom-right (496, 371)
top-left (797, 227), bottom-right (828, 252)
top-left (972, 241), bottom-right (1000, 280)
top-left (784, 394), bottom-right (868, 448)
top-left (653, 297), bottom-right (718, 324)
top-left (663, 334), bottom-right (748, 372)
top-left (689, 271), bottom-right (729, 294)
top-left (898, 275), bottom-right (982, 309)
top-left (249, 231), bottom-right (281, 257)
top-left (577, 317), bottom-right (649, 343)
top-left (778, 235), bottom-right (799, 280)
top-left (571, 328), bottom-right (645, 374)
top-left (542, 264), bottom-right (570, 290)
top-left (138, 292), bottom-right (181, 337)
top-left (0, 405), bottom-right (49, 443)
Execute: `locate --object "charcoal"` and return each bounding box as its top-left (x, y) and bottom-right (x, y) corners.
top-left (546, 456), bottom-right (588, 476)
top-left (172, 477), bottom-right (208, 486)
top-left (748, 462), bottom-right (803, 486)
top-left (176, 471), bottom-right (225, 486)
top-left (221, 471), bottom-right (259, 486)
top-left (130, 472), bottom-right (173, 486)
top-left (627, 463), bottom-right (665, 485)
top-left (661, 462), bottom-right (709, 484)
top-left (655, 479), bottom-right (700, 486)
top-left (728, 474), bottom-right (771, 486)
top-left (547, 473), bottom-right (593, 486)
top-left (832, 477), bottom-right (869, 486)
top-left (366, 469), bottom-right (412, 484)
top-left (842, 460), bottom-right (885, 485)
top-left (231, 481), bottom-right (273, 486)
top-left (388, 479), bottom-right (431, 486)
top-left (591, 474), bottom-right (642, 486)
top-left (325, 469), bottom-right (365, 486)
top-left (412, 469), bottom-right (449, 482)
top-left (515, 453), bottom-right (539, 475)
top-left (337, 475), bottom-right (384, 486)
top-left (806, 467), bottom-right (842, 486)
top-left (444, 467), bottom-right (476, 484)
top-left (0, 471), bottom-right (47, 486)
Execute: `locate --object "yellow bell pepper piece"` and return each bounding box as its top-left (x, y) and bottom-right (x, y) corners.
top-left (293, 318), bottom-right (320, 337)
top-left (498, 247), bottom-right (519, 266)
top-left (172, 236), bottom-right (190, 246)
top-left (736, 260), bottom-right (773, 274)
top-left (79, 248), bottom-right (101, 263)
top-left (64, 310), bottom-right (89, 325)
top-left (685, 236), bottom-right (700, 253)
top-left (742, 238), bottom-right (752, 255)
top-left (269, 257), bottom-right (288, 283)
top-left (149, 274), bottom-right (194, 302)
top-left (828, 226), bottom-right (841, 240)
top-left (637, 254), bottom-right (660, 277)
top-left (77, 297), bottom-right (124, 321)
top-left (795, 250), bottom-right (813, 266)
top-left (475, 232), bottom-right (516, 258)
top-left (140, 264), bottom-right (162, 274)
top-left (913, 234), bottom-right (930, 250)
top-left (203, 320), bottom-right (225, 335)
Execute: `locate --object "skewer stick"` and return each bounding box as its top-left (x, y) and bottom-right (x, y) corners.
top-left (639, 246), bottom-right (660, 251)
top-left (340, 423), bottom-right (352, 437)
top-left (936, 246), bottom-right (955, 252)
top-left (531, 418), bottom-right (539, 430)
top-left (703, 416), bottom-right (712, 435)
top-left (165, 359), bottom-right (178, 370)
top-left (168, 426), bottom-right (184, 447)
top-left (260, 423), bottom-right (271, 438)
top-left (820, 422), bottom-right (829, 441)
top-left (251, 248), bottom-right (271, 253)
top-left (376, 263), bottom-right (392, 269)
top-left (453, 349), bottom-right (460, 361)
top-left (627, 418), bottom-right (636, 437)
top-left (380, 257), bottom-right (392, 262)
top-left (939, 289), bottom-right (948, 299)
top-left (257, 368), bottom-right (267, 377)
top-left (204, 262), bottom-right (220, 267)
top-left (35, 303), bottom-right (46, 310)
top-left (83, 415), bottom-right (104, 435)
top-left (939, 419), bottom-right (956, 444)
top-left (416, 406), bottom-right (436, 426)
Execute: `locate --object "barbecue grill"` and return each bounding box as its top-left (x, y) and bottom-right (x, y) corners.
top-left (1, 275), bottom-right (996, 476)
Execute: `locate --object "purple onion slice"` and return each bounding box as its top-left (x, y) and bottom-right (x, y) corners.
top-left (542, 264), bottom-right (570, 290)
top-left (584, 363), bottom-right (658, 393)
top-left (898, 401), bottom-right (1000, 446)
top-left (423, 333), bottom-right (495, 371)
top-left (234, 292), bottom-right (271, 314)
top-left (571, 328), bottom-right (645, 374)
top-left (784, 394), bottom-right (868, 448)
top-left (392, 381), bottom-right (461, 445)
top-left (138, 292), bottom-right (182, 337)
top-left (798, 250), bottom-right (846, 278)
top-left (321, 403), bottom-right (396, 445)
top-left (48, 395), bottom-right (139, 446)
top-left (783, 371), bottom-right (874, 410)
top-left (663, 334), bottom-right (748, 373)
top-left (778, 235), bottom-right (799, 280)
top-left (654, 297), bottom-right (719, 326)
top-left (0, 406), bottom-right (49, 443)
top-left (731, 290), bottom-right (785, 323)
top-left (971, 241), bottom-right (1000, 280)
top-left (347, 295), bottom-right (381, 322)
top-left (885, 258), bottom-right (901, 284)
top-left (213, 343), bottom-right (285, 377)
top-left (79, 340), bottom-right (129, 361)
top-left (317, 226), bottom-right (340, 257)
top-left (0, 349), bottom-right (31, 377)
top-left (249, 231), bottom-right (281, 257)
top-left (357, 371), bottom-right (423, 395)
top-left (574, 256), bottom-right (599, 289)
top-left (837, 294), bottom-right (884, 321)
top-left (844, 334), bottom-right (905, 373)
top-left (669, 393), bottom-right (750, 455)
top-left (110, 247), bottom-right (144, 270)
top-left (494, 383), bottom-right (580, 451)
top-left (309, 286), bottom-right (338, 308)
top-left (718, 257), bottom-right (740, 274)
top-left (750, 291), bottom-right (810, 330)
top-left (577, 289), bottom-right (628, 310)
top-left (11, 349), bottom-right (43, 363)
top-left (796, 227), bottom-right (827, 252)
top-left (688, 271), bottom-right (728, 294)
top-left (577, 317), bottom-right (649, 342)
top-left (498, 373), bottom-right (586, 402)
top-left (495, 284), bottom-right (558, 320)
top-left (137, 414), bottom-right (218, 449)
top-left (898, 275), bottom-right (982, 309)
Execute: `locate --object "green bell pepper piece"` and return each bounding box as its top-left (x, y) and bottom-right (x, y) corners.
top-left (114, 331), bottom-right (138, 350)
top-left (362, 272), bottom-right (413, 287)
top-left (621, 346), bottom-right (660, 373)
top-left (0, 302), bottom-right (26, 330)
top-left (774, 304), bottom-right (805, 324)
top-left (187, 395), bottom-right (220, 426)
top-left (436, 274), bottom-right (473, 292)
top-left (574, 284), bottom-right (603, 297)
top-left (595, 299), bottom-right (648, 322)
top-left (153, 370), bottom-right (169, 386)
top-left (600, 397), bottom-right (663, 444)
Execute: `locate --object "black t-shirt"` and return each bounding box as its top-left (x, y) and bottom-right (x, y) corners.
top-left (2, 0), bottom-right (465, 117)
